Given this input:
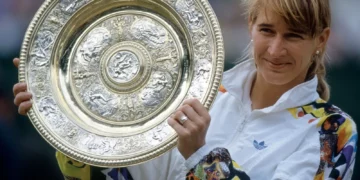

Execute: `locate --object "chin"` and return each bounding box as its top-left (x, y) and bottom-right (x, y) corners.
top-left (261, 71), bottom-right (293, 86)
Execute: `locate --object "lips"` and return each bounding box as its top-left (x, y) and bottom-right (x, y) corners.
top-left (264, 58), bottom-right (290, 69)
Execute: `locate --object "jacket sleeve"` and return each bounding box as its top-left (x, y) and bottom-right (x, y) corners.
top-left (184, 147), bottom-right (250, 180)
top-left (312, 114), bottom-right (358, 180)
top-left (273, 114), bottom-right (358, 180)
top-left (56, 151), bottom-right (91, 180)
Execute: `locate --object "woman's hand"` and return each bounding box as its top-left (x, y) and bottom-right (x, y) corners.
top-left (12, 58), bottom-right (33, 115)
top-left (168, 99), bottom-right (211, 159)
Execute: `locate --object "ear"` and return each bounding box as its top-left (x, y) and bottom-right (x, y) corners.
top-left (316, 27), bottom-right (331, 51)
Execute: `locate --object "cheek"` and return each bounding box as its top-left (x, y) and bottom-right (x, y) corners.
top-left (252, 38), bottom-right (268, 58)
top-left (251, 29), bottom-right (268, 53)
top-left (293, 42), bottom-right (314, 61)
top-left (292, 50), bottom-right (313, 70)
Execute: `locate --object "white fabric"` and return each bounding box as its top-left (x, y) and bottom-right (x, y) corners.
top-left (125, 60), bottom-right (324, 180)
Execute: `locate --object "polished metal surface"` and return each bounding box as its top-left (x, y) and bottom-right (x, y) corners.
top-left (19, 0), bottom-right (224, 167)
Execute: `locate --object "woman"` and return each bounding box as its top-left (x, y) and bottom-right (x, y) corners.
top-left (13, 0), bottom-right (357, 179)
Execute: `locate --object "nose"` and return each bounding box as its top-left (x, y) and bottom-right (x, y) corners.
top-left (267, 36), bottom-right (287, 58)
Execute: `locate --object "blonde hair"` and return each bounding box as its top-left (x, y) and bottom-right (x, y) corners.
top-left (242, 0), bottom-right (331, 100)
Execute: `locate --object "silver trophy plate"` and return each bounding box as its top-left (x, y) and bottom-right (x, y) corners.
top-left (19, 0), bottom-right (224, 167)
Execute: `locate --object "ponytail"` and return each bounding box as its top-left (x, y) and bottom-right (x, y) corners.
top-left (306, 54), bottom-right (330, 101)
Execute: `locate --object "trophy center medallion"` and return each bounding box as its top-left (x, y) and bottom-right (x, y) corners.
top-left (99, 41), bottom-right (152, 94)
top-left (106, 50), bottom-right (140, 84)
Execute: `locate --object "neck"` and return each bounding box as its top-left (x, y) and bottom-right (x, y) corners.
top-left (250, 72), bottom-right (306, 110)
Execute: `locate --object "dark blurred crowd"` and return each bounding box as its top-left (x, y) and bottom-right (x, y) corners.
top-left (0, 0), bottom-right (359, 179)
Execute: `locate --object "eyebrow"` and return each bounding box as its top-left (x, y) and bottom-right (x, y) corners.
top-left (258, 23), bottom-right (273, 28)
top-left (258, 23), bottom-right (306, 34)
top-left (288, 28), bottom-right (306, 35)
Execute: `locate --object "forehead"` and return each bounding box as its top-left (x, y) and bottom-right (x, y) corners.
top-left (255, 8), bottom-right (287, 27)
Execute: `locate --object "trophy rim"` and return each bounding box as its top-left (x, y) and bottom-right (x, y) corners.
top-left (19, 0), bottom-right (224, 167)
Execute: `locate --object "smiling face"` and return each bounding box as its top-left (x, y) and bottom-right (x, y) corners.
top-left (250, 8), bottom-right (324, 86)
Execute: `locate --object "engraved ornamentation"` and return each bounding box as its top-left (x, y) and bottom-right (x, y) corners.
top-left (84, 135), bottom-right (112, 155)
top-left (113, 134), bottom-right (149, 154)
top-left (140, 71), bottom-right (173, 107)
top-left (175, 0), bottom-right (205, 30)
top-left (71, 14), bottom-right (181, 123)
top-left (82, 86), bottom-right (118, 117)
top-left (73, 66), bottom-right (97, 88)
top-left (79, 27), bottom-right (111, 64)
top-left (30, 70), bottom-right (50, 99)
top-left (106, 51), bottom-right (140, 83)
top-left (30, 30), bottom-right (54, 68)
top-left (60, 0), bottom-right (90, 14)
top-left (38, 97), bottom-right (57, 117)
top-left (131, 17), bottom-right (168, 48)
top-left (148, 122), bottom-right (171, 144)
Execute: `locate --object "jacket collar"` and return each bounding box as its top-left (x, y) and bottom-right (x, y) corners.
top-left (221, 60), bottom-right (320, 113)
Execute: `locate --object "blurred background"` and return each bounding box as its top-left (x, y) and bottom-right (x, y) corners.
top-left (0, 0), bottom-right (359, 179)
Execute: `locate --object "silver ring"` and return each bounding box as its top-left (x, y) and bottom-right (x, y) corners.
top-left (179, 115), bottom-right (188, 124)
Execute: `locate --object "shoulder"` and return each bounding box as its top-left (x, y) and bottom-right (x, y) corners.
top-left (313, 100), bottom-right (357, 151)
top-left (299, 100), bottom-right (358, 179)
top-left (310, 99), bottom-right (356, 136)
top-left (291, 99), bottom-right (357, 147)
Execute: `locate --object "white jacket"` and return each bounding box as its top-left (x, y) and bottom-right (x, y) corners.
top-left (104, 60), bottom-right (357, 179)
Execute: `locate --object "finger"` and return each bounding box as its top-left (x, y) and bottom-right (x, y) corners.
top-left (169, 113), bottom-right (175, 119)
top-left (13, 58), bottom-right (20, 69)
top-left (174, 110), bottom-right (191, 126)
top-left (180, 104), bottom-right (203, 126)
top-left (183, 99), bottom-right (210, 120)
top-left (18, 101), bottom-right (33, 115)
top-left (13, 82), bottom-right (27, 96)
top-left (168, 117), bottom-right (189, 137)
top-left (14, 92), bottom-right (32, 106)
top-left (173, 110), bottom-right (198, 132)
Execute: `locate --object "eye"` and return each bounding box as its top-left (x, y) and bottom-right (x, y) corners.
top-left (286, 33), bottom-right (304, 40)
top-left (260, 28), bottom-right (274, 34)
